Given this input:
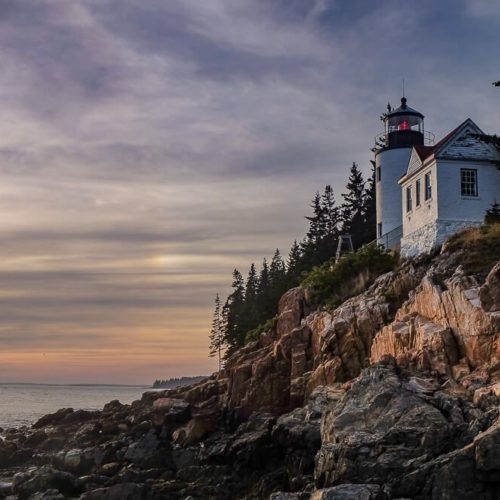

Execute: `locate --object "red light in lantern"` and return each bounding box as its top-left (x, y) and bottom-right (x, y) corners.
top-left (399, 120), bottom-right (410, 130)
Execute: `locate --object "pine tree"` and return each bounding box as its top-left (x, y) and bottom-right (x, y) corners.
top-left (242, 263), bottom-right (259, 333)
top-left (302, 191), bottom-right (326, 267)
top-left (269, 249), bottom-right (287, 306)
top-left (224, 269), bottom-right (246, 356)
top-left (286, 240), bottom-right (303, 287)
top-left (361, 162), bottom-right (377, 245)
top-left (208, 294), bottom-right (225, 371)
top-left (320, 185), bottom-right (340, 261)
top-left (485, 200), bottom-right (500, 224)
top-left (341, 162), bottom-right (366, 249)
top-left (256, 258), bottom-right (272, 323)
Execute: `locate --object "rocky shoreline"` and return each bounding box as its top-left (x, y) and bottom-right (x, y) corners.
top-left (1, 250), bottom-right (500, 499)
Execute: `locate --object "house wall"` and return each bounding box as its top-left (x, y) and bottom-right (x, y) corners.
top-left (400, 161), bottom-right (438, 236)
top-left (400, 159), bottom-right (500, 257)
top-left (436, 160), bottom-right (500, 221)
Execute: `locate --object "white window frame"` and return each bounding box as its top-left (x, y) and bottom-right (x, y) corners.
top-left (460, 168), bottom-right (478, 197)
top-left (406, 186), bottom-right (413, 213)
top-left (424, 172), bottom-right (432, 201)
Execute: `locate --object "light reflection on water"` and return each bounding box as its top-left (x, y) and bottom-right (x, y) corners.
top-left (0, 384), bottom-right (151, 430)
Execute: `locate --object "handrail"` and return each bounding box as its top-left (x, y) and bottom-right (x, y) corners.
top-left (365, 225), bottom-right (403, 250)
top-left (373, 130), bottom-right (435, 150)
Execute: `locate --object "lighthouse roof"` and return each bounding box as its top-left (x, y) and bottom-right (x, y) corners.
top-left (388, 97), bottom-right (424, 119)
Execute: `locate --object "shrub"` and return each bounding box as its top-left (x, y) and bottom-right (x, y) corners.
top-left (301, 244), bottom-right (396, 309)
top-left (245, 315), bottom-right (278, 343)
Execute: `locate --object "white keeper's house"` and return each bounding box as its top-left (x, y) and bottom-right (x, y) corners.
top-left (374, 97), bottom-right (500, 257)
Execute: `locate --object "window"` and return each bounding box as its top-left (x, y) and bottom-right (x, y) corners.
top-left (415, 179), bottom-right (421, 207)
top-left (406, 186), bottom-right (412, 213)
top-left (461, 168), bottom-right (478, 197)
top-left (377, 223), bottom-right (382, 238)
top-left (376, 167), bottom-right (381, 182)
top-left (424, 172), bottom-right (432, 200)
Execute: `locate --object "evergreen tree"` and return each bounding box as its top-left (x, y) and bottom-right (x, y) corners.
top-left (320, 185), bottom-right (340, 261)
top-left (341, 162), bottom-right (366, 249)
top-left (208, 294), bottom-right (225, 371)
top-left (286, 239), bottom-right (304, 287)
top-left (302, 191), bottom-right (326, 266)
top-left (269, 249), bottom-right (287, 305)
top-left (224, 269), bottom-right (246, 356)
top-left (256, 258), bottom-right (272, 323)
top-left (485, 200), bottom-right (500, 224)
top-left (361, 161), bottom-right (377, 245)
top-left (242, 263), bottom-right (259, 333)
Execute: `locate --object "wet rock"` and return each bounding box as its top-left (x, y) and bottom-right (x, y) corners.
top-left (12, 466), bottom-right (83, 499)
top-left (33, 409), bottom-right (74, 430)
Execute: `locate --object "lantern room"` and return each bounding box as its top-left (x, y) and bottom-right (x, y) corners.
top-left (384, 97), bottom-right (424, 149)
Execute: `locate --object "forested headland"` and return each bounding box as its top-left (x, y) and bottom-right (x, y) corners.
top-left (209, 162), bottom-right (377, 365)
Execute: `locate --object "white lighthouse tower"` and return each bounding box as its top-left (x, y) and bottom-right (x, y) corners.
top-left (375, 97), bottom-right (430, 247)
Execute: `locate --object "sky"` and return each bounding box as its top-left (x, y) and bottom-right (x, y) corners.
top-left (0, 0), bottom-right (498, 384)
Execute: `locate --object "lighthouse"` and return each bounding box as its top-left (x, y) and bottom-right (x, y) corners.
top-left (374, 97), bottom-right (428, 247)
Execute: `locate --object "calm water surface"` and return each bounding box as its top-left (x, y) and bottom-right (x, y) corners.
top-left (0, 384), bottom-right (151, 429)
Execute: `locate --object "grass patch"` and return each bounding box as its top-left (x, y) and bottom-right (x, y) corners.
top-left (301, 244), bottom-right (396, 309)
top-left (444, 223), bottom-right (500, 273)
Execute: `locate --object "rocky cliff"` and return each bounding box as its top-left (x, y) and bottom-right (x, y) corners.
top-left (1, 244), bottom-right (500, 499)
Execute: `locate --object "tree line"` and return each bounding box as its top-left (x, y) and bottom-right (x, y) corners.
top-left (209, 162), bottom-right (376, 368)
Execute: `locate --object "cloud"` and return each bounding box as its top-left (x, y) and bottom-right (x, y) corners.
top-left (0, 0), bottom-right (497, 383)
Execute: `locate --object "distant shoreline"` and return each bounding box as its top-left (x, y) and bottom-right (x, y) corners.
top-left (0, 382), bottom-right (149, 388)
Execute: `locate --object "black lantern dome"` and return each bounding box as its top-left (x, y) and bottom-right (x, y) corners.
top-left (384, 97), bottom-right (424, 149)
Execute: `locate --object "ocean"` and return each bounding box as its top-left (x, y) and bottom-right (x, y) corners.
top-left (0, 383), bottom-right (151, 430)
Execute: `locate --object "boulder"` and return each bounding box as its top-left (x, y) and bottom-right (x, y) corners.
top-left (32, 409), bottom-right (74, 429)
top-left (12, 466), bottom-right (83, 499)
top-left (124, 431), bottom-right (167, 468)
top-left (310, 484), bottom-right (381, 500)
top-left (315, 362), bottom-right (455, 489)
top-left (172, 416), bottom-right (217, 446)
top-left (151, 398), bottom-right (191, 427)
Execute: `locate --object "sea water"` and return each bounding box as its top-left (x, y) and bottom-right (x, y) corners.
top-left (0, 383), bottom-right (151, 429)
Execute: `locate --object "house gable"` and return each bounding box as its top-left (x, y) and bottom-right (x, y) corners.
top-left (436, 119), bottom-right (499, 162)
top-left (406, 148), bottom-right (423, 177)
